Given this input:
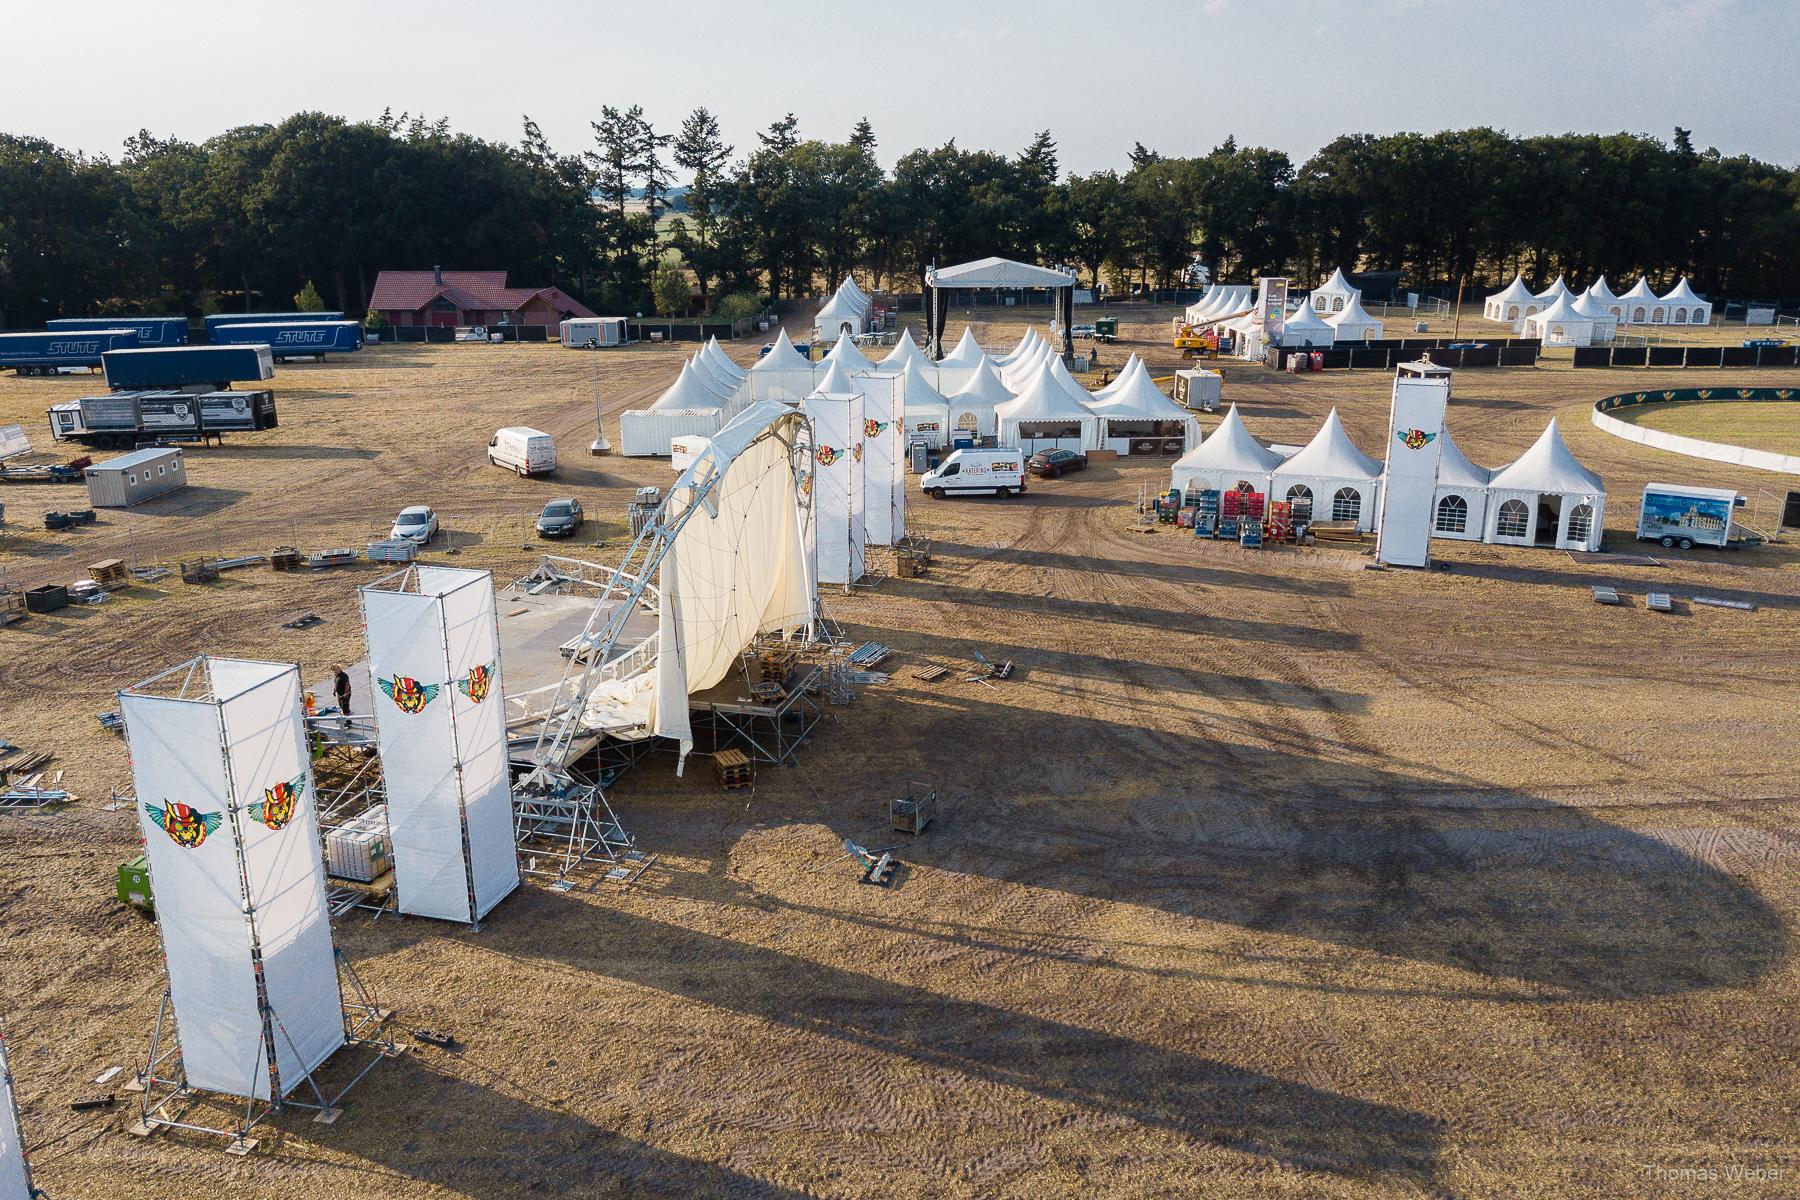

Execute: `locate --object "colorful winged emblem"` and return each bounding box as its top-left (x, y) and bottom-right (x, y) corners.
top-left (815, 445), bottom-right (841, 466)
top-left (378, 674), bottom-right (440, 715)
top-left (250, 773), bottom-right (306, 831)
top-left (456, 661), bottom-right (497, 704)
top-left (144, 801), bottom-right (222, 848)
top-left (863, 418), bottom-right (889, 438)
top-left (1396, 428), bottom-right (1438, 451)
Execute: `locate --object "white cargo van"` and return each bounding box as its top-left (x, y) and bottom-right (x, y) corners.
top-left (919, 447), bottom-right (1026, 498)
top-left (489, 427), bottom-right (556, 476)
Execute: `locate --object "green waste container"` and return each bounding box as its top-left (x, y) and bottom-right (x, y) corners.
top-left (1094, 317), bottom-right (1118, 338)
top-left (117, 855), bottom-right (153, 914)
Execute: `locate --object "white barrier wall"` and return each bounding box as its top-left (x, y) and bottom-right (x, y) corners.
top-left (1376, 376), bottom-right (1450, 568)
top-left (1591, 405), bottom-right (1800, 476)
top-left (803, 392), bottom-right (866, 585)
top-left (0, 1021), bottom-right (32, 1200)
top-left (362, 568), bottom-right (521, 924)
top-left (123, 659), bottom-right (343, 1101)
top-left (855, 371), bottom-right (907, 546)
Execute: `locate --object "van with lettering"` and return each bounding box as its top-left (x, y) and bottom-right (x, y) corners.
top-left (919, 447), bottom-right (1026, 499)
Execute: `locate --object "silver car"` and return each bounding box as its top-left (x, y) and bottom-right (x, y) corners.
top-left (390, 505), bottom-right (438, 544)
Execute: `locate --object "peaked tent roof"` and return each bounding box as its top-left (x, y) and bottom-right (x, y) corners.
top-left (1272, 408), bottom-right (1381, 480)
top-left (926, 257), bottom-right (1078, 289)
top-left (947, 358), bottom-right (1017, 409)
top-left (997, 328), bottom-right (1044, 365)
top-left (1487, 419), bottom-right (1604, 493)
top-left (750, 327), bottom-right (813, 374)
top-left (936, 327), bottom-right (991, 370)
top-left (1043, 352), bottom-right (1103, 410)
top-left (1169, 404), bottom-right (1286, 474)
top-left (1328, 293), bottom-right (1383, 333)
top-left (994, 361), bottom-right (1100, 423)
top-left (825, 334), bottom-right (876, 374)
top-left (1487, 274), bottom-right (1535, 305)
top-left (1534, 276), bottom-right (1575, 305)
top-left (1572, 291), bottom-right (1618, 322)
top-left (649, 361), bottom-right (727, 411)
top-left (1090, 359), bottom-right (1186, 420)
top-left (1094, 352), bottom-right (1142, 399)
top-left (880, 329), bottom-right (928, 372)
top-left (897, 357), bottom-right (946, 406)
top-left (1620, 276), bottom-right (1660, 302)
top-left (1530, 293), bottom-right (1587, 324)
top-left (1001, 339), bottom-right (1053, 389)
top-left (1315, 267), bottom-right (1361, 296)
top-left (1279, 300), bottom-right (1338, 341)
top-left (689, 352), bottom-right (744, 400)
top-left (703, 336), bottom-right (747, 380)
top-left (1661, 276), bottom-right (1706, 304)
top-left (1584, 276), bottom-right (1621, 308)
top-left (810, 357), bottom-right (859, 397)
top-left (1434, 426), bottom-right (1493, 489)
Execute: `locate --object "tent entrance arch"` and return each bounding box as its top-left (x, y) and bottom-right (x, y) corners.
top-left (927, 257), bottom-right (1079, 362)
top-left (1535, 494), bottom-right (1563, 545)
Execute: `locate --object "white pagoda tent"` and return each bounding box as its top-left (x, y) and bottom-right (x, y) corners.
top-left (945, 358), bottom-right (1014, 441)
top-left (1168, 404), bottom-right (1286, 495)
top-left (1484, 274), bottom-right (1535, 323)
top-left (1572, 291), bottom-right (1619, 341)
top-left (747, 328), bottom-right (817, 404)
top-left (1278, 299), bottom-right (1337, 348)
top-left (994, 360), bottom-right (1099, 454)
top-left (897, 357), bottom-right (952, 449)
top-left (1000, 337), bottom-right (1052, 390)
top-left (1092, 352), bottom-right (1141, 401)
top-left (1583, 276), bottom-right (1623, 321)
top-left (1619, 276), bottom-right (1661, 324)
top-left (933, 327), bottom-right (992, 394)
top-left (1184, 284), bottom-right (1221, 324)
top-left (1533, 276), bottom-right (1575, 312)
top-left (824, 332), bottom-right (876, 376)
top-left (702, 336), bottom-right (747, 382)
top-left (1429, 427), bottom-right (1493, 542)
top-left (1659, 277), bottom-right (1712, 325)
top-left (1088, 358), bottom-right (1200, 455)
top-left (880, 328), bottom-right (930, 377)
top-left (1482, 419), bottom-right (1606, 550)
top-left (996, 328), bottom-right (1046, 365)
top-left (1270, 408), bottom-right (1383, 529)
top-left (813, 277), bottom-right (870, 340)
top-left (1310, 267), bottom-right (1361, 314)
top-left (1327, 293), bottom-right (1383, 342)
top-left (1521, 293), bottom-right (1599, 346)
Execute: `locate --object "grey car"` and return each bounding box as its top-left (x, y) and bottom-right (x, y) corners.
top-left (536, 497), bottom-right (584, 538)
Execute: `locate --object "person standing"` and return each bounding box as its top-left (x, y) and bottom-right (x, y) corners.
top-left (332, 665), bottom-right (352, 728)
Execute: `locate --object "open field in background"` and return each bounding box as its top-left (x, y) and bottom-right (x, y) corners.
top-left (3, 309), bottom-right (1800, 1197)
top-left (1615, 399), bottom-right (1800, 458)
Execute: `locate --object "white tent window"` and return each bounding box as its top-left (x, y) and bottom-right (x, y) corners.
top-left (1332, 487), bottom-right (1362, 522)
top-left (1285, 483), bottom-right (1313, 517)
top-left (1632, 306), bottom-right (1646, 322)
top-left (1332, 297), bottom-right (1344, 312)
top-left (1525, 305), bottom-right (1538, 317)
top-left (1671, 308), bottom-right (1686, 324)
top-left (1507, 305), bottom-right (1520, 321)
top-left (1610, 306), bottom-right (1622, 319)
top-left (1436, 494), bottom-right (1468, 533)
top-left (1496, 499), bottom-right (1530, 538)
top-left (1232, 480), bottom-right (1255, 494)
top-left (955, 412), bottom-right (979, 432)
top-left (1567, 503), bottom-right (1594, 542)
top-left (1651, 307), bottom-right (1665, 322)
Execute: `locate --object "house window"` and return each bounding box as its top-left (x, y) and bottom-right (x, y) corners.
top-left (1496, 498), bottom-right (1530, 538)
top-left (1567, 503), bottom-right (1593, 542)
top-left (1332, 487), bottom-right (1361, 523)
top-left (1436, 494), bottom-right (1469, 533)
top-left (956, 412), bottom-right (979, 432)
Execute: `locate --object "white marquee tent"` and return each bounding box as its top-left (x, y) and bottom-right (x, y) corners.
top-left (1270, 407), bottom-right (1383, 529)
top-left (945, 358), bottom-right (1013, 440)
top-left (1429, 426), bottom-right (1493, 541)
top-left (880, 328), bottom-right (931, 377)
top-left (898, 356), bottom-right (952, 448)
top-left (1584, 276), bottom-right (1623, 321)
top-left (933, 327), bottom-right (993, 394)
top-left (1310, 267), bottom-right (1361, 314)
top-left (1521, 293), bottom-right (1600, 347)
top-left (1168, 404), bottom-right (1286, 495)
top-left (1481, 418), bottom-right (1606, 550)
top-left (1659, 277), bottom-right (1712, 325)
top-left (747, 328), bottom-right (817, 404)
top-left (1327, 293), bottom-right (1383, 342)
top-left (1618, 276), bottom-right (1661, 324)
top-left (1572, 291), bottom-right (1619, 341)
top-left (994, 360), bottom-right (1098, 454)
top-left (1087, 358), bottom-right (1200, 455)
top-left (1484, 274), bottom-right (1535, 323)
top-left (824, 332), bottom-right (877, 376)
top-left (1278, 299), bottom-right (1337, 348)
top-left (813, 276), bottom-right (870, 341)
top-left (1533, 276), bottom-right (1576, 310)
top-left (1184, 284), bottom-right (1221, 324)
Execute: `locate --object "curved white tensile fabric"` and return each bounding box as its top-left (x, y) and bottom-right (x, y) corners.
top-left (0, 1020), bottom-right (31, 1200)
top-left (123, 659), bottom-right (343, 1102)
top-left (652, 402), bottom-right (816, 757)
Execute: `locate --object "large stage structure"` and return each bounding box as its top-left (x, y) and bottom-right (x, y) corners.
top-left (119, 657), bottom-right (396, 1153)
top-left (926, 257), bottom-right (1078, 361)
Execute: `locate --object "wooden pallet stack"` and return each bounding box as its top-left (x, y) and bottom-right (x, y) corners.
top-left (1308, 520), bottom-right (1366, 546)
top-left (179, 558), bottom-right (220, 584)
top-left (713, 749), bottom-right (755, 791)
top-left (88, 559), bottom-right (128, 590)
top-left (270, 546), bottom-right (303, 572)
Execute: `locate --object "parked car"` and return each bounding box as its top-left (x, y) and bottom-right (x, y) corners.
top-left (1027, 448), bottom-right (1089, 478)
top-left (536, 497), bottom-right (584, 538)
top-left (390, 505), bottom-right (439, 544)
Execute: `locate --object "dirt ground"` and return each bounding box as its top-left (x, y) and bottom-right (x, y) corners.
top-left (3, 309), bottom-right (1799, 1199)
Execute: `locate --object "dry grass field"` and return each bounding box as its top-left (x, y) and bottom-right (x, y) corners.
top-left (1616, 400), bottom-right (1800, 458)
top-left (3, 307), bottom-right (1799, 1198)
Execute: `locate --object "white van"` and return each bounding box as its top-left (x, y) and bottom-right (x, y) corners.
top-left (919, 448), bottom-right (1027, 499)
top-left (488, 427), bottom-right (556, 476)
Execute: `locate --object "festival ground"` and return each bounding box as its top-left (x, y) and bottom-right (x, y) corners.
top-left (3, 309), bottom-right (1799, 1197)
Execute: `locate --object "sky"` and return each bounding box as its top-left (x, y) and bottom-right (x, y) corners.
top-left (4, 0), bottom-right (1797, 172)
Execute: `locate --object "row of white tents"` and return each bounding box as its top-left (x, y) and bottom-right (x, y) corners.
top-left (1181, 275), bottom-right (1385, 353)
top-left (1485, 274), bottom-right (1713, 338)
top-left (621, 326), bottom-right (1200, 459)
top-left (1167, 405), bottom-right (1606, 551)
top-left (812, 276), bottom-right (873, 341)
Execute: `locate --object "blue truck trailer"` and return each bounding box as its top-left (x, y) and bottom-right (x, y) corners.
top-left (204, 311), bottom-right (345, 334)
top-left (46, 316), bottom-right (189, 347)
top-left (0, 329), bottom-right (142, 375)
top-left (102, 345), bottom-right (274, 391)
top-left (208, 320), bottom-right (364, 359)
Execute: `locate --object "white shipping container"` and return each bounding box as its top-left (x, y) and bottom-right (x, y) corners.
top-left (326, 804), bottom-right (391, 882)
top-left (618, 408), bottom-right (723, 457)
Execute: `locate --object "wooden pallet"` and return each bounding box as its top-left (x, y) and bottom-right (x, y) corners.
top-left (88, 559), bottom-right (128, 589)
top-left (912, 664), bottom-right (950, 683)
top-left (714, 749), bottom-right (755, 791)
top-left (270, 547), bottom-right (303, 572)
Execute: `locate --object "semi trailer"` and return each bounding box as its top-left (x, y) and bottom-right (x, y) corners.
top-left (0, 329), bottom-right (141, 375)
top-left (46, 316), bottom-right (189, 346)
top-left (208, 320), bottom-right (363, 359)
top-left (48, 389), bottom-right (278, 448)
top-left (204, 311), bottom-right (344, 334)
top-left (101, 345), bottom-right (274, 391)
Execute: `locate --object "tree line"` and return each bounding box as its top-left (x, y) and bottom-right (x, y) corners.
top-left (3, 110), bottom-right (1798, 329)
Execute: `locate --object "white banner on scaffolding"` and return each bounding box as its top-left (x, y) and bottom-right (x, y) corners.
top-left (803, 391), bottom-right (866, 585)
top-left (419, 567), bottom-right (521, 919)
top-left (855, 371), bottom-right (906, 547)
top-left (123, 658), bottom-right (343, 1102)
top-left (0, 1023), bottom-right (31, 1200)
top-left (363, 569), bottom-right (518, 923)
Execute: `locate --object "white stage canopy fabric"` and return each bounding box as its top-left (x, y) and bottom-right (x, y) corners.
top-left (653, 402), bottom-right (816, 755)
top-left (123, 658), bottom-right (344, 1101)
top-left (0, 1022), bottom-right (30, 1200)
top-left (926, 257), bottom-right (1078, 289)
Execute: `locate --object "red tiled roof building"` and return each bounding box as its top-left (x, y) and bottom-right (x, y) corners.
top-left (369, 267), bottom-right (596, 328)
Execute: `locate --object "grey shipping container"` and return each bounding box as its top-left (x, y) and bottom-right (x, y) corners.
top-left (85, 446), bottom-right (186, 508)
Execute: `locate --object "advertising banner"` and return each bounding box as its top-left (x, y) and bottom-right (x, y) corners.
top-left (1259, 277), bottom-right (1290, 344)
top-left (1376, 375), bottom-right (1451, 567)
top-left (801, 392), bottom-right (866, 585)
top-left (854, 371), bottom-right (906, 547)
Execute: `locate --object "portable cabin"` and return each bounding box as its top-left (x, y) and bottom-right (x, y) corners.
top-left (84, 446), bottom-right (185, 508)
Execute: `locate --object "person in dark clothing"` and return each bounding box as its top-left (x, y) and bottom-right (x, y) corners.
top-left (332, 665), bottom-right (352, 727)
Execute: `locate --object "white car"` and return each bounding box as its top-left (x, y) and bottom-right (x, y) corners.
top-left (390, 505), bottom-right (439, 544)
